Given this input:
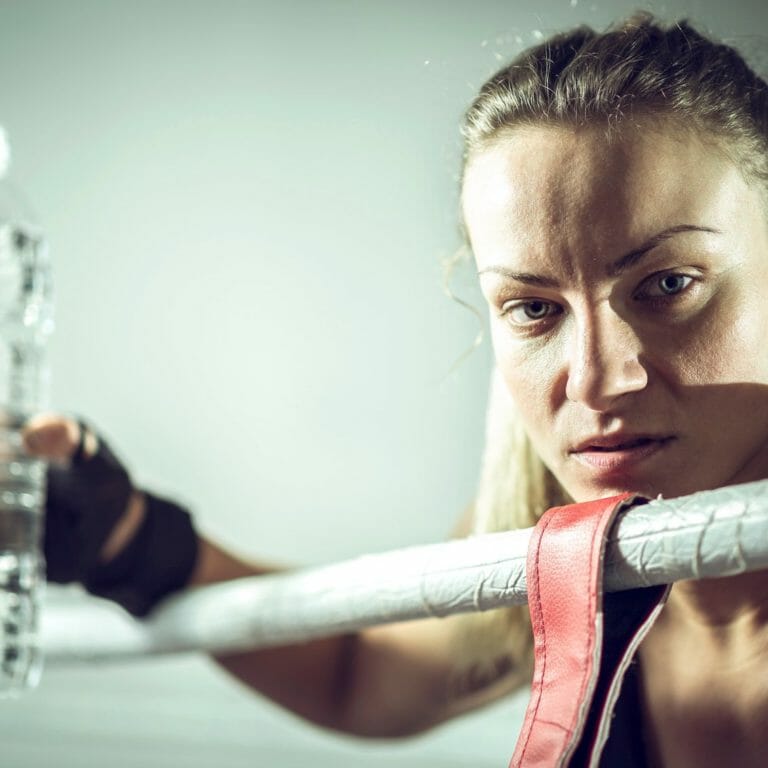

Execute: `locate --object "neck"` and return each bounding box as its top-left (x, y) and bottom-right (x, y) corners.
top-left (664, 570), bottom-right (768, 638)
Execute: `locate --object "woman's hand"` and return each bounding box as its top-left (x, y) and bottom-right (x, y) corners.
top-left (22, 414), bottom-right (144, 584)
top-left (21, 414), bottom-right (197, 617)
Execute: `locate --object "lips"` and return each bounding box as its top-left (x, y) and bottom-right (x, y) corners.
top-left (569, 434), bottom-right (675, 474)
top-left (588, 437), bottom-right (654, 450)
top-left (571, 434), bottom-right (672, 453)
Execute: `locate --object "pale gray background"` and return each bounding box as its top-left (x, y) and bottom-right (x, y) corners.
top-left (0, 1), bottom-right (764, 766)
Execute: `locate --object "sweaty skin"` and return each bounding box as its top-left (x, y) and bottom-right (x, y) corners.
top-left (463, 122), bottom-right (768, 768)
top-left (463, 123), bottom-right (768, 504)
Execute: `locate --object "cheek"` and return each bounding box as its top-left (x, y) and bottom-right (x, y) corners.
top-left (490, 324), bottom-right (564, 432)
top-left (671, 294), bottom-right (768, 386)
top-left (723, 300), bottom-right (768, 383)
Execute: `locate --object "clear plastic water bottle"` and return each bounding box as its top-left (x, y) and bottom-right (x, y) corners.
top-left (0, 129), bottom-right (53, 696)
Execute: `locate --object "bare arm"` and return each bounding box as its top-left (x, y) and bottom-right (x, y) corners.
top-left (26, 416), bottom-right (526, 737)
top-left (190, 519), bottom-right (527, 737)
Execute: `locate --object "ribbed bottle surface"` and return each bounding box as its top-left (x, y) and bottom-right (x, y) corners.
top-left (0, 214), bottom-right (53, 697)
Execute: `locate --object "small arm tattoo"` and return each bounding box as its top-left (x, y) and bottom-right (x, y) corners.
top-left (448, 653), bottom-right (516, 700)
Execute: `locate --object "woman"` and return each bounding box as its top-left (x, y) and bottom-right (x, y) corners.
top-left (23, 13), bottom-right (768, 766)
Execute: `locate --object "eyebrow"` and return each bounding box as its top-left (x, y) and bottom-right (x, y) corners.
top-left (477, 224), bottom-right (722, 285)
top-left (607, 224), bottom-right (722, 276)
top-left (475, 268), bottom-right (560, 287)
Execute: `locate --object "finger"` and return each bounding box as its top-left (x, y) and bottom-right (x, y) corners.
top-left (22, 414), bottom-right (97, 462)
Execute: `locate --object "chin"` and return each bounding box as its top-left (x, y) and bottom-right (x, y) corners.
top-left (565, 475), bottom-right (682, 504)
top-left (570, 472), bottom-right (744, 505)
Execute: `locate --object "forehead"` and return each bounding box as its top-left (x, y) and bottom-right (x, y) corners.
top-left (462, 123), bottom-right (753, 275)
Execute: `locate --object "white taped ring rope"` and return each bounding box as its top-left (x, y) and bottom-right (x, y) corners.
top-left (43, 479), bottom-right (768, 663)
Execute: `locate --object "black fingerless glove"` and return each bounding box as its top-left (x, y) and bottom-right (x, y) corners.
top-left (44, 427), bottom-right (133, 584)
top-left (44, 423), bottom-right (199, 617)
top-left (83, 492), bottom-right (198, 617)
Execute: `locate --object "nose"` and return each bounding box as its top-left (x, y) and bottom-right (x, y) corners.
top-left (564, 309), bottom-right (648, 411)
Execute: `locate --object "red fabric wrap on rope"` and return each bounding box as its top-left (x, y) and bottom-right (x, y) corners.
top-left (510, 494), bottom-right (670, 768)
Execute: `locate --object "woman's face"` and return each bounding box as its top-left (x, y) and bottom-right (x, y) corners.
top-left (463, 122), bottom-right (768, 502)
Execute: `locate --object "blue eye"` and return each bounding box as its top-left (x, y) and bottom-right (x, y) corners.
top-left (657, 274), bottom-right (691, 295)
top-left (521, 300), bottom-right (550, 319)
top-left (636, 272), bottom-right (694, 300)
top-left (503, 300), bottom-right (561, 325)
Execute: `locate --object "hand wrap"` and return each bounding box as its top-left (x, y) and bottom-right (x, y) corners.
top-left (83, 491), bottom-right (198, 617)
top-left (44, 423), bottom-right (199, 617)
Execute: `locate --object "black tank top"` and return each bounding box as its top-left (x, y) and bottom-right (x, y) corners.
top-left (599, 662), bottom-right (652, 767)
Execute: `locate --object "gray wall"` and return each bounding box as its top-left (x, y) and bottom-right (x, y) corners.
top-left (0, 1), bottom-right (765, 766)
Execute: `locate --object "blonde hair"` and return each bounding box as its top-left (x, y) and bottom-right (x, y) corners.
top-left (459, 370), bottom-right (569, 679)
top-left (460, 13), bottom-right (768, 677)
top-left (463, 13), bottom-right (768, 185)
